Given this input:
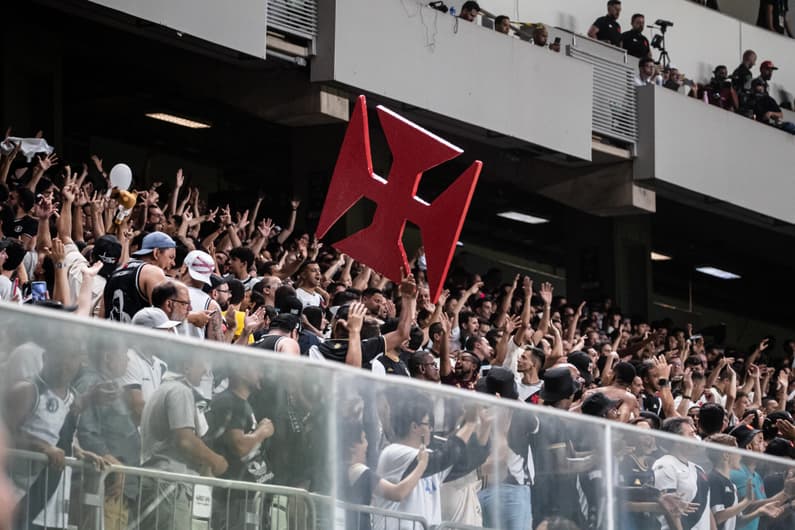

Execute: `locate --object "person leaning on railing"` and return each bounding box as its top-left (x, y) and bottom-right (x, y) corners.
top-left (136, 349), bottom-right (227, 530)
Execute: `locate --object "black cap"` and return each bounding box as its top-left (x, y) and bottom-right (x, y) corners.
top-left (567, 351), bottom-right (593, 385)
top-left (582, 392), bottom-right (622, 418)
top-left (728, 424), bottom-right (763, 449)
top-left (210, 274), bottom-right (228, 290)
top-left (475, 366), bottom-right (518, 400)
top-left (765, 437), bottom-right (795, 458)
top-left (751, 78), bottom-right (766, 87)
top-left (277, 295), bottom-right (304, 317)
top-left (540, 366), bottom-right (579, 402)
top-left (93, 235), bottom-right (122, 278)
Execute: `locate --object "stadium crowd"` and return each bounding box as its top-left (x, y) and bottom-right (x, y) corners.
top-left (1, 124), bottom-right (795, 530)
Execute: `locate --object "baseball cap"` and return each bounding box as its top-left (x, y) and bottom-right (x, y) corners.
top-left (210, 274), bottom-right (228, 290)
top-left (184, 250), bottom-right (215, 286)
top-left (131, 307), bottom-right (181, 330)
top-left (751, 78), bottom-right (766, 87)
top-left (475, 366), bottom-right (519, 400)
top-left (582, 392), bottom-right (622, 418)
top-left (92, 235), bottom-right (122, 278)
top-left (728, 424), bottom-right (763, 449)
top-left (540, 365), bottom-right (579, 402)
top-left (761, 60), bottom-right (778, 70)
top-left (132, 231), bottom-right (176, 257)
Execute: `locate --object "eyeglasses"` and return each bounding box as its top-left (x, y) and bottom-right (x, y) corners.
top-left (418, 421), bottom-right (432, 427)
top-left (170, 299), bottom-right (191, 306)
top-left (215, 289), bottom-right (230, 293)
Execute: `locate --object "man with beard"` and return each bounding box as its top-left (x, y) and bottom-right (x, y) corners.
top-left (442, 351), bottom-right (480, 390)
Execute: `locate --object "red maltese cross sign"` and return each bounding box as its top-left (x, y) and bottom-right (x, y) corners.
top-left (315, 96), bottom-right (481, 303)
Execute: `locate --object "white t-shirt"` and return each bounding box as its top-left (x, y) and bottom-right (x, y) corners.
top-left (63, 243), bottom-right (106, 312)
top-left (0, 275), bottom-right (14, 301)
top-left (373, 443), bottom-right (453, 529)
top-left (118, 349), bottom-right (168, 402)
top-left (2, 342), bottom-right (44, 389)
top-left (653, 454), bottom-right (711, 530)
top-left (296, 287), bottom-right (323, 308)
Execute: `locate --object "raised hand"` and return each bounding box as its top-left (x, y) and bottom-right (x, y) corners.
top-left (290, 198), bottom-right (301, 210)
top-left (37, 152), bottom-right (59, 172)
top-left (398, 270), bottom-right (418, 299)
top-left (522, 275), bottom-right (533, 297)
top-left (346, 302), bottom-right (367, 335)
top-left (539, 281), bottom-right (554, 306)
top-left (90, 154), bottom-right (104, 174)
top-left (175, 168), bottom-right (184, 188)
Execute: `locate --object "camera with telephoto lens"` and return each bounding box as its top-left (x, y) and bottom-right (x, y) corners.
top-left (655, 19), bottom-right (674, 32)
top-left (428, 1), bottom-right (448, 13)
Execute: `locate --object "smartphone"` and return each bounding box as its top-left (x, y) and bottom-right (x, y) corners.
top-left (31, 281), bottom-right (47, 302)
top-left (554, 36), bottom-right (561, 45)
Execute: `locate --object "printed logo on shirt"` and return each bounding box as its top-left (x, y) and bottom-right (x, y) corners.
top-left (46, 397), bottom-right (59, 413)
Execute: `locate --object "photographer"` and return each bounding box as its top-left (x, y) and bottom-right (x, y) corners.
top-left (698, 66), bottom-right (739, 112)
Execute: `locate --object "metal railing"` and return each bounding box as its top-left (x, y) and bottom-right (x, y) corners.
top-left (567, 45), bottom-right (638, 147)
top-left (332, 499), bottom-right (430, 529)
top-left (267, 0), bottom-right (318, 41)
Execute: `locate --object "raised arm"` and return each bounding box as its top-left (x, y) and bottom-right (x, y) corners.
top-left (384, 272), bottom-right (418, 352)
top-left (277, 199), bottom-right (300, 244)
top-left (531, 282), bottom-right (553, 345)
top-left (344, 302), bottom-right (367, 368)
top-left (493, 274), bottom-right (519, 329)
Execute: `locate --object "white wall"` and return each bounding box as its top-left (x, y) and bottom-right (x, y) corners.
top-left (88, 0), bottom-right (267, 59)
top-left (635, 85), bottom-right (795, 224)
top-left (314, 0), bottom-right (594, 160)
top-left (468, 0), bottom-right (795, 102)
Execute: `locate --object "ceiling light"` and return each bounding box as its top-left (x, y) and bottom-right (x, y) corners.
top-left (145, 113), bottom-right (211, 129)
top-left (651, 252), bottom-right (672, 261)
top-left (696, 266), bottom-right (741, 280)
top-left (497, 211), bottom-right (549, 225)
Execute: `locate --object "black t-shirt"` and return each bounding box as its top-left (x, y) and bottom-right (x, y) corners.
top-left (593, 15), bottom-right (622, 46)
top-left (758, 0), bottom-right (789, 33)
top-left (373, 354), bottom-right (410, 377)
top-left (315, 337), bottom-right (386, 369)
top-left (204, 390), bottom-right (272, 488)
top-left (641, 392), bottom-right (664, 418)
top-left (709, 470), bottom-right (738, 530)
top-left (731, 64), bottom-right (753, 93)
top-left (4, 215), bottom-right (38, 238)
top-left (621, 30), bottom-right (650, 58)
top-left (753, 93), bottom-right (782, 121)
top-left (342, 465), bottom-right (379, 530)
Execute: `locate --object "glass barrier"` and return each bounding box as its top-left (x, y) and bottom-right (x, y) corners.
top-left (1, 303), bottom-right (794, 530)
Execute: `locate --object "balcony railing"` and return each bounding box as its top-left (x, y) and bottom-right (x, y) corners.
top-left (267, 0), bottom-right (318, 41)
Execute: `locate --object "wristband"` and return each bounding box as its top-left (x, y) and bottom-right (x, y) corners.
top-left (55, 262), bottom-right (66, 269)
top-left (681, 394), bottom-right (692, 400)
top-left (658, 378), bottom-right (669, 387)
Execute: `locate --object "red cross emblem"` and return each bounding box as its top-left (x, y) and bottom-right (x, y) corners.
top-left (315, 96), bottom-right (481, 303)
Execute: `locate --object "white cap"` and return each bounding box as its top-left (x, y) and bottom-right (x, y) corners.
top-left (183, 250), bottom-right (215, 286)
top-left (131, 307), bottom-right (181, 330)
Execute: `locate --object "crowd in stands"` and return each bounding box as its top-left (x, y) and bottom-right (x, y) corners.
top-left (1, 122), bottom-right (795, 530)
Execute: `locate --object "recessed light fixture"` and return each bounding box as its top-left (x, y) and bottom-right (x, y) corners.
top-left (456, 241), bottom-right (464, 247)
top-left (145, 113), bottom-right (211, 129)
top-left (696, 266), bottom-right (741, 280)
top-left (651, 252), bottom-right (672, 261)
top-left (497, 211), bottom-right (549, 225)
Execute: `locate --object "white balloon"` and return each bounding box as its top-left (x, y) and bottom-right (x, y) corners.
top-left (109, 163), bottom-right (132, 191)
